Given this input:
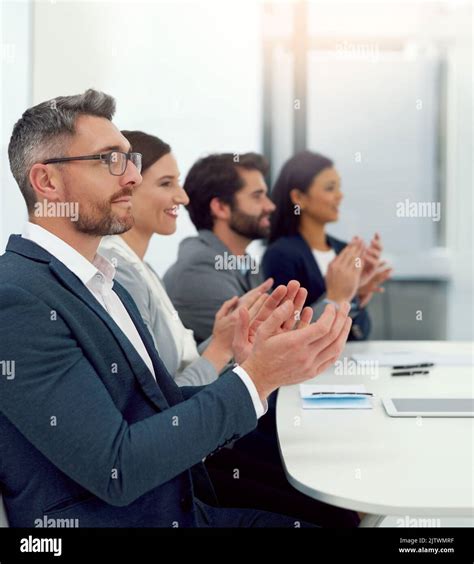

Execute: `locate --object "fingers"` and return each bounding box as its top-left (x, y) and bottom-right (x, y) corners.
top-left (284, 280), bottom-right (300, 303)
top-left (296, 306), bottom-right (313, 329)
top-left (215, 295), bottom-right (239, 320)
top-left (308, 301), bottom-right (351, 348)
top-left (282, 286), bottom-right (307, 331)
top-left (360, 263), bottom-right (392, 293)
top-left (293, 286), bottom-right (307, 312)
top-left (359, 294), bottom-right (372, 308)
top-left (363, 248), bottom-right (380, 264)
top-left (256, 299), bottom-right (295, 339)
top-left (370, 233), bottom-right (383, 252)
top-left (250, 284), bottom-right (289, 326)
top-left (242, 289), bottom-right (264, 311)
top-left (377, 264), bottom-right (393, 275)
top-left (254, 277), bottom-right (274, 294)
top-left (232, 307), bottom-right (251, 363)
top-left (341, 240), bottom-right (364, 268)
top-left (313, 356), bottom-right (339, 377)
top-left (354, 239), bottom-right (366, 262)
top-left (247, 293), bottom-right (268, 321)
top-left (266, 284), bottom-right (289, 309)
top-left (312, 316), bottom-right (352, 369)
top-left (294, 303), bottom-right (339, 345)
top-left (240, 278), bottom-right (276, 309)
top-left (373, 267), bottom-right (392, 284)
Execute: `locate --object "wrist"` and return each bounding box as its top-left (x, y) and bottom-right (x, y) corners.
top-left (325, 291), bottom-right (346, 304)
top-left (240, 357), bottom-right (274, 403)
top-left (322, 297), bottom-right (341, 310)
top-left (203, 339), bottom-right (233, 372)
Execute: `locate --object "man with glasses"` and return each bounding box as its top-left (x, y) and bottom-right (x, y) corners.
top-left (0, 89), bottom-right (351, 528)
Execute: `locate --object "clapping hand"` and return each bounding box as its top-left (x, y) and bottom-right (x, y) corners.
top-left (240, 300), bottom-right (352, 402)
top-left (358, 261), bottom-right (393, 308)
top-left (232, 280), bottom-right (313, 364)
top-left (358, 233), bottom-right (383, 288)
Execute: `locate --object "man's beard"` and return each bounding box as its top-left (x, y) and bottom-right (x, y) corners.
top-left (71, 189), bottom-right (134, 236)
top-left (229, 206), bottom-right (271, 240)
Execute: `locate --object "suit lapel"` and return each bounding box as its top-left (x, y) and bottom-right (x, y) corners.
top-left (113, 281), bottom-right (184, 406)
top-left (8, 235), bottom-right (185, 410)
top-left (48, 258), bottom-right (178, 412)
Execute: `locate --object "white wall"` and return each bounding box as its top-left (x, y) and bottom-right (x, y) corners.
top-left (445, 1), bottom-right (473, 339)
top-left (0, 0), bottom-right (32, 251)
top-left (30, 0), bottom-right (263, 275)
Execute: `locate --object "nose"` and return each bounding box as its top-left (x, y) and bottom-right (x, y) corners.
top-left (174, 184), bottom-right (190, 206)
top-left (264, 196), bottom-right (276, 213)
top-left (121, 160), bottom-right (142, 188)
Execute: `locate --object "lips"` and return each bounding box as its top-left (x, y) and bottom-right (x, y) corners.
top-left (111, 190), bottom-right (133, 204)
top-left (165, 205), bottom-right (179, 218)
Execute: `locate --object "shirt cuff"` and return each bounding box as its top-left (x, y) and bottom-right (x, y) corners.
top-left (232, 365), bottom-right (268, 419)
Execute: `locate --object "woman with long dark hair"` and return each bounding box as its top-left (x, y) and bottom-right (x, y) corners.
top-left (263, 150), bottom-right (392, 340)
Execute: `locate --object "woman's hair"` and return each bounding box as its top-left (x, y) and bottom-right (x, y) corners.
top-left (121, 130), bottom-right (171, 175)
top-left (269, 150), bottom-right (334, 243)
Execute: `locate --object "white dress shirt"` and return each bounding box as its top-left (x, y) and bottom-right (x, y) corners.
top-left (21, 222), bottom-right (265, 417)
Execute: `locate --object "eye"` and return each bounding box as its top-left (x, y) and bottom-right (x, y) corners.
top-left (160, 181), bottom-right (173, 187)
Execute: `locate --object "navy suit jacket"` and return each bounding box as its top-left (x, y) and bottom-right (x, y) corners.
top-left (262, 233), bottom-right (370, 341)
top-left (0, 235), bottom-right (258, 527)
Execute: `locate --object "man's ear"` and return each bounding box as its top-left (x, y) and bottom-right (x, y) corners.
top-left (209, 196), bottom-right (232, 221)
top-left (29, 163), bottom-right (63, 203)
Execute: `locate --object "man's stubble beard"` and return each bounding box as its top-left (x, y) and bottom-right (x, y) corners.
top-left (71, 196), bottom-right (134, 236)
top-left (228, 206), bottom-right (271, 241)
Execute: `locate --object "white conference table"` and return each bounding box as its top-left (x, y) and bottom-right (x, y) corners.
top-left (276, 341), bottom-right (474, 527)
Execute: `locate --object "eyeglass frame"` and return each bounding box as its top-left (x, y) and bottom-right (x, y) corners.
top-left (41, 150), bottom-right (143, 176)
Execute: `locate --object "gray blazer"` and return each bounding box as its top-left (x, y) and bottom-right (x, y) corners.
top-left (99, 236), bottom-right (218, 387)
top-left (164, 230), bottom-right (264, 343)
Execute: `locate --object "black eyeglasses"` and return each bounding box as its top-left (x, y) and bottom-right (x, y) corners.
top-left (42, 151), bottom-right (142, 176)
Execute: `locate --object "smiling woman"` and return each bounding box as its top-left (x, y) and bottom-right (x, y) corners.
top-left (99, 130), bottom-right (236, 388)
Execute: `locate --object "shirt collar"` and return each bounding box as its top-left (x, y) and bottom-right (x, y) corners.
top-left (21, 222), bottom-right (116, 287)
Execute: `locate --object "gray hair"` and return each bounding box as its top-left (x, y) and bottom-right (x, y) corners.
top-left (8, 89), bottom-right (116, 213)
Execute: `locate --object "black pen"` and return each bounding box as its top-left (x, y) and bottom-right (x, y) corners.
top-left (391, 370), bottom-right (430, 376)
top-left (392, 363), bottom-right (434, 370)
top-left (311, 392), bottom-right (373, 396)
